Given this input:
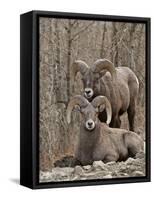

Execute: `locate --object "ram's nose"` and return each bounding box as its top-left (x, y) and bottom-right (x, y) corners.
top-left (88, 121), bottom-right (93, 126)
top-left (85, 90), bottom-right (91, 95)
top-left (86, 119), bottom-right (95, 131)
top-left (84, 88), bottom-right (93, 98)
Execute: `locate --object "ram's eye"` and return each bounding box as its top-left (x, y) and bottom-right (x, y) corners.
top-left (94, 73), bottom-right (100, 80)
top-left (80, 108), bottom-right (84, 113)
top-left (81, 77), bottom-right (84, 82)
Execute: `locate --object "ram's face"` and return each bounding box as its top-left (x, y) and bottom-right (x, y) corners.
top-left (80, 104), bottom-right (98, 131)
top-left (82, 69), bottom-right (101, 100)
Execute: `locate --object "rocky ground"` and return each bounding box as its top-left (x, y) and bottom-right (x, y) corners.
top-left (39, 152), bottom-right (145, 183)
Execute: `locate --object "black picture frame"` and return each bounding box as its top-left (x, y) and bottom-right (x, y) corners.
top-left (20, 10), bottom-right (151, 189)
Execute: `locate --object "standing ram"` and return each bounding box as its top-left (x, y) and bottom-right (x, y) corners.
top-left (66, 95), bottom-right (143, 165)
top-left (71, 59), bottom-right (139, 131)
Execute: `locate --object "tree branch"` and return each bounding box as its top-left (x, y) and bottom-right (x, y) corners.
top-left (70, 22), bottom-right (94, 42)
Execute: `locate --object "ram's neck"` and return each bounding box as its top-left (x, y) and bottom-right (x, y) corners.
top-left (75, 123), bottom-right (101, 165)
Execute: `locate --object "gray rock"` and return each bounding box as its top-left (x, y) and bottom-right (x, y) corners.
top-left (74, 165), bottom-right (84, 176)
top-left (39, 171), bottom-right (57, 182)
top-left (72, 175), bottom-right (80, 180)
top-left (111, 171), bottom-right (118, 176)
top-left (62, 167), bottom-right (74, 174)
top-left (39, 155), bottom-right (145, 182)
top-left (103, 174), bottom-right (112, 179)
top-left (93, 161), bottom-right (107, 170)
top-left (126, 165), bottom-right (137, 172)
top-left (83, 165), bottom-right (92, 171)
top-left (118, 172), bottom-right (129, 177)
top-left (52, 167), bottom-right (74, 176)
top-left (132, 171), bottom-right (145, 177)
top-left (126, 157), bottom-right (135, 164)
top-left (82, 171), bottom-right (106, 180)
top-left (119, 165), bottom-right (127, 172)
top-left (107, 161), bottom-right (116, 165)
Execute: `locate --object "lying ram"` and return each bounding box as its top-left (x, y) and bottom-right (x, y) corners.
top-left (66, 95), bottom-right (143, 165)
top-left (71, 59), bottom-right (139, 131)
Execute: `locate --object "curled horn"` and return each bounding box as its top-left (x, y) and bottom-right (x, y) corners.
top-left (92, 96), bottom-right (112, 125)
top-left (71, 60), bottom-right (89, 81)
top-left (92, 59), bottom-right (116, 81)
top-left (66, 95), bottom-right (89, 124)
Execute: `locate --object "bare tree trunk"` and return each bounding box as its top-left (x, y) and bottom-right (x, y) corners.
top-left (112, 23), bottom-right (119, 67)
top-left (100, 22), bottom-right (107, 58)
top-left (66, 21), bottom-right (72, 99)
top-left (54, 19), bottom-right (61, 101)
top-left (129, 24), bottom-right (136, 71)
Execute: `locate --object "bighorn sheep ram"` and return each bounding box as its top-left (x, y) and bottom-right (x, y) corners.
top-left (71, 59), bottom-right (139, 131)
top-left (66, 95), bottom-right (143, 165)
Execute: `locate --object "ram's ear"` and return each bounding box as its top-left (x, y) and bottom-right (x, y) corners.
top-left (99, 70), bottom-right (107, 77)
top-left (95, 104), bottom-right (105, 113)
top-left (98, 104), bottom-right (105, 112)
top-left (74, 105), bottom-right (81, 112)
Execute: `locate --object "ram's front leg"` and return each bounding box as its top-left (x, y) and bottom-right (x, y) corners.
top-left (103, 153), bottom-right (119, 163)
top-left (110, 115), bottom-right (121, 128)
top-left (127, 101), bottom-right (135, 131)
